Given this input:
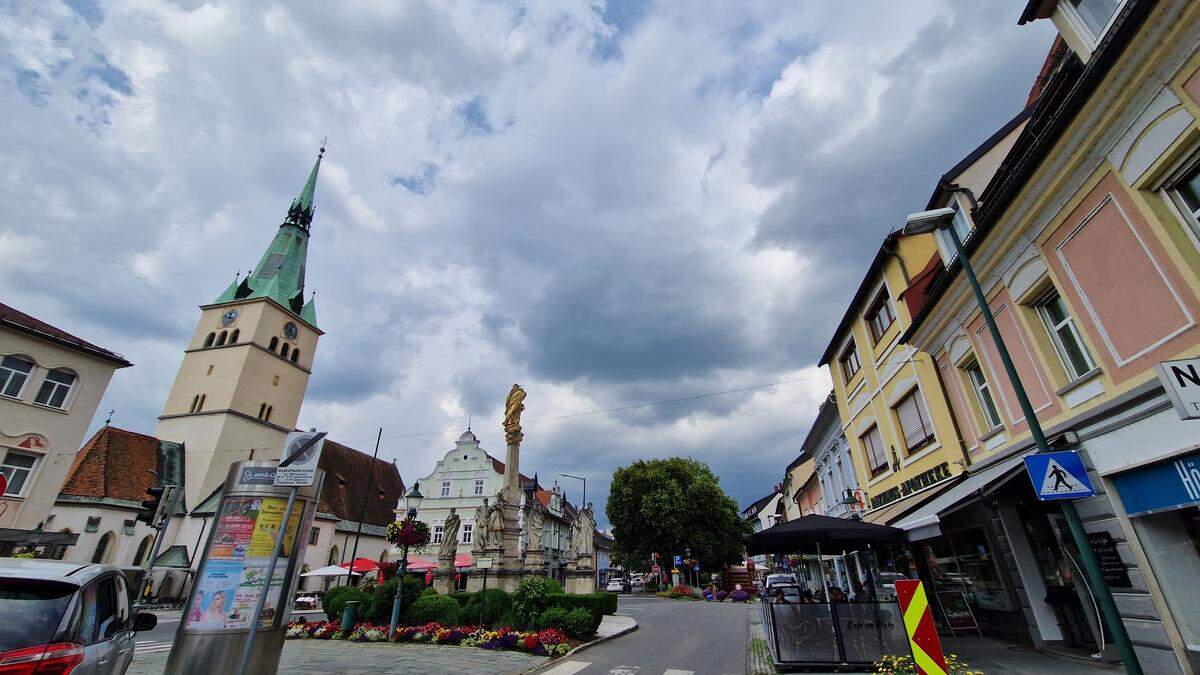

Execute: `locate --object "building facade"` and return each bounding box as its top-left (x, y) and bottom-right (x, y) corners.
top-left (0, 302), bottom-right (131, 556)
top-left (895, 2), bottom-right (1200, 670)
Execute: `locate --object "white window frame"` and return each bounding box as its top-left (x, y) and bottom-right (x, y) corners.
top-left (860, 426), bottom-right (888, 478)
top-left (1034, 290), bottom-right (1096, 380)
top-left (432, 524), bottom-right (444, 544)
top-left (0, 355), bottom-right (34, 399)
top-left (439, 480), bottom-right (451, 498)
top-left (892, 388), bottom-right (936, 454)
top-left (865, 290), bottom-right (896, 343)
top-left (965, 359), bottom-right (1003, 431)
top-left (34, 368), bottom-right (76, 409)
top-left (461, 523), bottom-right (473, 544)
top-left (1, 449), bottom-right (39, 497)
top-left (473, 478), bottom-right (485, 496)
top-left (839, 340), bottom-right (862, 383)
top-left (1164, 156), bottom-right (1200, 247)
top-left (1060, 0), bottom-right (1127, 51)
top-left (934, 199), bottom-right (974, 264)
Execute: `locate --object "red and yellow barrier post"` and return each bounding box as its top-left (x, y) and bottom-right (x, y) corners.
top-left (894, 579), bottom-right (947, 675)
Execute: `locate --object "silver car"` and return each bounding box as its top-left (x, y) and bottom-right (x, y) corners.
top-left (0, 557), bottom-right (157, 674)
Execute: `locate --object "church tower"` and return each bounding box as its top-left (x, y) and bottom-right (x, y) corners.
top-left (155, 147), bottom-right (326, 508)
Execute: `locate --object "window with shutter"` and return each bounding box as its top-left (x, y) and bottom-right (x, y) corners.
top-left (860, 426), bottom-right (888, 478)
top-left (894, 389), bottom-right (935, 453)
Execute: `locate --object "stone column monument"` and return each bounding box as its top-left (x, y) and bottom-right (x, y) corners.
top-left (565, 502), bottom-right (598, 594)
top-left (433, 508), bottom-right (460, 595)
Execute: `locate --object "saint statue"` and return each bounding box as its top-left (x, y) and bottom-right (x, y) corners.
top-left (472, 500), bottom-right (489, 553)
top-left (439, 508), bottom-right (460, 560)
top-left (486, 492), bottom-right (507, 548)
top-left (526, 501), bottom-right (546, 552)
top-left (503, 384), bottom-right (526, 445)
top-left (572, 503), bottom-right (596, 560)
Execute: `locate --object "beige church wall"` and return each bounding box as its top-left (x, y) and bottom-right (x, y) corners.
top-left (55, 505), bottom-right (187, 567)
top-left (155, 413), bottom-right (287, 509)
top-left (0, 329), bottom-right (119, 531)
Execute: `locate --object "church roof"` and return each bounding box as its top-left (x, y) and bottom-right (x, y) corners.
top-left (212, 147), bottom-right (324, 327)
top-left (58, 426), bottom-right (185, 510)
top-left (317, 439), bottom-right (406, 527)
top-left (0, 302), bottom-right (131, 368)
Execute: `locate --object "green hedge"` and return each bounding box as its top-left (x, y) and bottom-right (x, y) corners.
top-left (448, 592), bottom-right (475, 607)
top-left (547, 592), bottom-right (617, 617)
top-left (404, 594), bottom-right (460, 625)
top-left (460, 588), bottom-right (512, 627)
top-left (366, 576), bottom-right (424, 623)
top-left (563, 607), bottom-right (600, 639)
top-left (323, 586), bottom-right (373, 623)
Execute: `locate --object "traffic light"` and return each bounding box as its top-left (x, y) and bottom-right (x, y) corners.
top-left (136, 486), bottom-right (165, 526)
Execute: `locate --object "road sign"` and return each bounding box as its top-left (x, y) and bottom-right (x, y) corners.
top-left (673, 555), bottom-right (682, 567)
top-left (476, 557), bottom-right (494, 570)
top-left (1024, 450), bottom-right (1095, 501)
top-left (693, 563), bottom-right (700, 571)
top-left (1157, 358), bottom-right (1200, 419)
top-left (651, 564), bottom-right (660, 574)
top-left (275, 431), bottom-right (326, 487)
top-left (895, 580), bottom-right (947, 675)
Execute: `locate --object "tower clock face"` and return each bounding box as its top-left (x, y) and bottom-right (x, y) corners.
top-left (283, 322), bottom-right (299, 341)
top-left (220, 309), bottom-right (239, 327)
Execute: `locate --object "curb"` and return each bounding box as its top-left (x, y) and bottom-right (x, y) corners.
top-left (526, 617), bottom-right (639, 672)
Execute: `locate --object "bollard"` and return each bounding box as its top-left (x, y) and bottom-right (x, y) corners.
top-left (341, 600), bottom-right (359, 631)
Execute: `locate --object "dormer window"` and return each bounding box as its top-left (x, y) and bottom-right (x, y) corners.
top-left (1065, 0), bottom-right (1123, 47)
top-left (934, 201), bottom-right (974, 263)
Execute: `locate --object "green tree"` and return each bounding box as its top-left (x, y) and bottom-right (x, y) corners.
top-left (607, 457), bottom-right (750, 573)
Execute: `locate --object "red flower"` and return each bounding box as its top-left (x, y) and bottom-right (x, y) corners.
top-left (524, 636), bottom-right (539, 649)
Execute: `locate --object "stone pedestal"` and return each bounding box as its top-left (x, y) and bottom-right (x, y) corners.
top-left (433, 558), bottom-right (455, 595)
top-left (524, 548), bottom-right (545, 575)
top-left (563, 568), bottom-right (596, 595)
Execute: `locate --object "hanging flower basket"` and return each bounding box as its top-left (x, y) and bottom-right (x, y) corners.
top-left (386, 517), bottom-right (431, 548)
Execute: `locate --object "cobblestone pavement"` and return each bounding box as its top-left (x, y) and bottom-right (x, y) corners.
top-left (746, 601), bottom-right (776, 675)
top-left (127, 639), bottom-right (548, 675)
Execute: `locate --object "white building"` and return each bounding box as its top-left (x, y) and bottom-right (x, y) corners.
top-left (0, 302), bottom-right (131, 557)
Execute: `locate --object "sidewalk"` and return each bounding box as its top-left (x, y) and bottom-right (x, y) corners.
top-left (593, 613), bottom-right (637, 641)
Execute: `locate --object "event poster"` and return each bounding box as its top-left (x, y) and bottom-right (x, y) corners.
top-left (185, 495), bottom-right (302, 630)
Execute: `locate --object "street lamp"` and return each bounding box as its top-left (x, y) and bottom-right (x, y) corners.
top-left (558, 473), bottom-right (586, 507)
top-left (903, 196), bottom-right (1142, 674)
top-left (841, 489), bottom-right (862, 521)
top-left (387, 481), bottom-right (424, 640)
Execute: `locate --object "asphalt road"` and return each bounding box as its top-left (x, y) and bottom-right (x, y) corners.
top-left (538, 594), bottom-right (750, 675)
top-left (133, 617), bottom-right (179, 658)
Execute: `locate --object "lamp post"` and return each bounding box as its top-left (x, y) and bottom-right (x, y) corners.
top-left (557, 472), bottom-right (586, 508)
top-left (903, 201), bottom-right (1142, 674)
top-left (387, 482), bottom-right (423, 641)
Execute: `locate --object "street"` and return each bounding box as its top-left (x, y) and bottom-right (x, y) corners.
top-left (537, 595), bottom-right (750, 675)
top-left (133, 616), bottom-right (179, 658)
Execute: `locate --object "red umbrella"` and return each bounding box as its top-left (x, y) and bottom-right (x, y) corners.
top-left (339, 558), bottom-right (382, 573)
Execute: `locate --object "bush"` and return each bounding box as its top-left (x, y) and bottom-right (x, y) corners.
top-left (563, 607), bottom-right (600, 639)
top-left (460, 588), bottom-right (512, 628)
top-left (420, 587), bottom-right (438, 598)
top-left (512, 577), bottom-right (560, 628)
top-left (546, 593), bottom-right (616, 619)
top-left (664, 584), bottom-right (697, 599)
top-left (366, 575), bottom-right (425, 623)
top-left (323, 586), bottom-right (373, 623)
top-left (404, 594), bottom-right (461, 625)
top-left (448, 592), bottom-right (475, 607)
top-left (533, 606), bottom-right (571, 631)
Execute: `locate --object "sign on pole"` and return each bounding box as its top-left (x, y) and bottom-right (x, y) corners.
top-left (895, 579), bottom-right (948, 675)
top-left (651, 564), bottom-right (660, 574)
top-left (275, 431), bottom-right (325, 487)
top-left (1157, 358), bottom-right (1200, 420)
top-left (1024, 450), bottom-right (1096, 501)
top-left (673, 555), bottom-right (682, 567)
top-left (476, 557), bottom-right (494, 570)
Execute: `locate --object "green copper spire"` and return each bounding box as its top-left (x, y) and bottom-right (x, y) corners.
top-left (212, 145), bottom-right (324, 327)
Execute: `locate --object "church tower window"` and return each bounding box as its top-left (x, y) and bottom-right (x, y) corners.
top-left (229, 329), bottom-right (239, 343)
top-left (280, 343), bottom-right (290, 359)
top-left (291, 350), bottom-right (299, 363)
top-left (204, 333), bottom-right (216, 347)
top-left (215, 331), bottom-right (228, 346)
top-left (258, 403), bottom-right (266, 419)
top-left (265, 406), bottom-right (273, 422)
top-left (191, 395), bottom-right (200, 413)
top-left (269, 337), bottom-right (279, 352)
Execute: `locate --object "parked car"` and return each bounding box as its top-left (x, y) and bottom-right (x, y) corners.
top-left (766, 583), bottom-right (804, 603)
top-left (764, 573), bottom-right (798, 590)
top-left (606, 578), bottom-right (624, 593)
top-left (0, 557), bottom-right (158, 675)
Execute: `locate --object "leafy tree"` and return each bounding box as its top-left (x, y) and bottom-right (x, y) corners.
top-left (607, 457), bottom-right (750, 573)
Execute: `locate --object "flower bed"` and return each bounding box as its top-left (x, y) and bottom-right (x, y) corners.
top-left (284, 619), bottom-right (572, 657)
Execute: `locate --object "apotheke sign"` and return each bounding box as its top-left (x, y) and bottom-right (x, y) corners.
top-left (1157, 357), bottom-right (1200, 420)
top-left (870, 462), bottom-right (953, 509)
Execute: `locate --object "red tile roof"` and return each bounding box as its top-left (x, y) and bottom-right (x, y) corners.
top-left (488, 454), bottom-right (533, 486)
top-left (0, 302), bottom-right (131, 367)
top-left (317, 440), bottom-right (405, 526)
top-left (60, 426), bottom-right (158, 503)
top-left (899, 252), bottom-right (944, 318)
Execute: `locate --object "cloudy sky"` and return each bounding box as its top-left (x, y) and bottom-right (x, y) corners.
top-left (1, 0), bottom-right (1054, 526)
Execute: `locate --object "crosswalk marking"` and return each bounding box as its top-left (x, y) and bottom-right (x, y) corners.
top-left (540, 662), bottom-right (591, 675)
top-left (134, 640), bottom-right (173, 655)
top-left (608, 667), bottom-right (640, 675)
top-left (662, 671), bottom-right (693, 675)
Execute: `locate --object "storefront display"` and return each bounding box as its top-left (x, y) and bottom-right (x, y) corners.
top-left (923, 527), bottom-right (1010, 612)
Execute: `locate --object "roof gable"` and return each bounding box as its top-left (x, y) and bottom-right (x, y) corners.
top-left (0, 302), bottom-right (131, 367)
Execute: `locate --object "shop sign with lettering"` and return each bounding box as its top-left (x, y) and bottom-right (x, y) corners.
top-left (870, 462), bottom-right (953, 509)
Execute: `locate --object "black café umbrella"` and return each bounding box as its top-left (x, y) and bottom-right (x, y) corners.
top-left (743, 514), bottom-right (904, 555)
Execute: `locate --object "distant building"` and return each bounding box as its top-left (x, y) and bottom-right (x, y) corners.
top-left (0, 302), bottom-right (131, 556)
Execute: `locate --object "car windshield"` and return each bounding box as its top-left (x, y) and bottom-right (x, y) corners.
top-left (0, 579), bottom-right (74, 651)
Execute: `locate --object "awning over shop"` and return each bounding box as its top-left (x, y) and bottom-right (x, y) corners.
top-left (860, 480), bottom-right (954, 526)
top-left (894, 452), bottom-right (1030, 541)
top-left (743, 514), bottom-right (905, 555)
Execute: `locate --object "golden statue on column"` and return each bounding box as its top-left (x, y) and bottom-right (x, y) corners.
top-left (503, 384), bottom-right (526, 445)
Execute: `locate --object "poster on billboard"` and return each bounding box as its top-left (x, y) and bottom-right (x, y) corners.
top-left (185, 495), bottom-right (303, 630)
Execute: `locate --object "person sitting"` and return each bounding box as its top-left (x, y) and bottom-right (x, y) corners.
top-left (849, 580), bottom-right (866, 602)
top-left (800, 589), bottom-right (815, 603)
top-left (828, 586), bottom-right (848, 602)
top-left (772, 589), bottom-right (790, 604)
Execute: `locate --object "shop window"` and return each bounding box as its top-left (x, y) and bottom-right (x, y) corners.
top-left (839, 340), bottom-right (861, 383)
top-left (964, 359), bottom-right (1002, 431)
top-left (925, 526), bottom-right (1011, 611)
top-left (0, 450), bottom-right (38, 496)
top-left (860, 426), bottom-right (888, 478)
top-left (1034, 289), bottom-right (1096, 380)
top-left (0, 355), bottom-right (34, 398)
top-left (893, 388), bottom-right (935, 453)
top-left (865, 290), bottom-right (896, 343)
top-left (34, 368), bottom-right (76, 409)
top-left (1131, 506), bottom-right (1200, 653)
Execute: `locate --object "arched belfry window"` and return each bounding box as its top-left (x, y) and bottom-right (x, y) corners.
top-left (269, 337), bottom-right (279, 352)
top-left (280, 344), bottom-right (290, 359)
top-left (291, 350), bottom-right (299, 363)
top-left (216, 331), bottom-right (228, 346)
top-left (191, 395), bottom-right (200, 413)
top-left (258, 403), bottom-right (267, 419)
top-left (265, 406), bottom-right (273, 422)
top-left (229, 329), bottom-right (239, 343)
top-left (204, 333), bottom-right (216, 347)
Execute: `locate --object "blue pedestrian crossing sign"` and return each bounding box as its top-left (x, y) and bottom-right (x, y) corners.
top-left (1024, 450), bottom-right (1096, 501)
